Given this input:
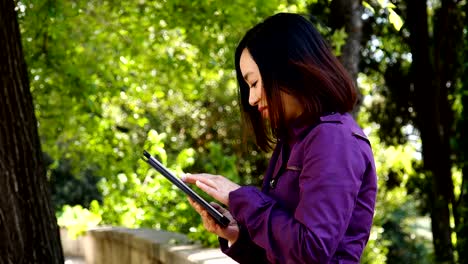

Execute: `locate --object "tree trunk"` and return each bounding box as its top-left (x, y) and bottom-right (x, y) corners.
top-left (0, 0), bottom-right (64, 263)
top-left (406, 0), bottom-right (454, 263)
top-left (458, 128), bottom-right (468, 263)
top-left (330, 0), bottom-right (363, 114)
top-left (433, 0), bottom-right (463, 234)
top-left (456, 2), bottom-right (468, 263)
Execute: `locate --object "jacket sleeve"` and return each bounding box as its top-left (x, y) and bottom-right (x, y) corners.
top-left (228, 124), bottom-right (370, 263)
top-left (219, 224), bottom-right (269, 263)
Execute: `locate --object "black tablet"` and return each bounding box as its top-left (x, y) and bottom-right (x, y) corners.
top-left (142, 150), bottom-right (230, 227)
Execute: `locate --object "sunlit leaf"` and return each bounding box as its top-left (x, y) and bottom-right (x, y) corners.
top-left (389, 9), bottom-right (403, 31)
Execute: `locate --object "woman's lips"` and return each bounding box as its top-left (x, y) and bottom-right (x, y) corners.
top-left (258, 106), bottom-right (268, 118)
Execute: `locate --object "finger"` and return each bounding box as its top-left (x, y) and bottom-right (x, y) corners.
top-left (201, 208), bottom-right (223, 228)
top-left (183, 174), bottom-right (218, 187)
top-left (205, 217), bottom-right (223, 234)
top-left (188, 197), bottom-right (197, 207)
top-left (180, 173), bottom-right (190, 182)
top-left (189, 197), bottom-right (204, 210)
top-left (210, 202), bottom-right (229, 214)
top-left (188, 198), bottom-right (204, 214)
top-left (196, 180), bottom-right (219, 198)
top-left (190, 196), bottom-right (218, 232)
top-left (201, 210), bottom-right (212, 223)
top-left (200, 211), bottom-right (217, 232)
top-left (188, 197), bottom-right (193, 203)
top-left (182, 173), bottom-right (209, 184)
top-left (181, 173), bottom-right (200, 184)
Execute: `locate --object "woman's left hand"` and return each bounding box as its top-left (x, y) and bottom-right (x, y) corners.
top-left (182, 173), bottom-right (240, 206)
top-left (187, 198), bottom-right (239, 243)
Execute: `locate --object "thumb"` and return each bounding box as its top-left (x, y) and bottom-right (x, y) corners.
top-left (210, 202), bottom-right (228, 214)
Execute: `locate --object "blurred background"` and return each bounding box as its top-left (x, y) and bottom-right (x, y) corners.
top-left (6, 0), bottom-right (468, 263)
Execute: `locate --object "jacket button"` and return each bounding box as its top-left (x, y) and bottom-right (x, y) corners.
top-left (270, 179), bottom-right (277, 189)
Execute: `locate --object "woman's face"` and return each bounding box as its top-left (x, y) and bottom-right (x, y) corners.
top-left (239, 48), bottom-right (303, 122)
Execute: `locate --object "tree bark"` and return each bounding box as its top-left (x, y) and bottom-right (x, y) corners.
top-left (458, 118), bottom-right (468, 263)
top-left (406, 0), bottom-right (454, 263)
top-left (0, 0), bottom-right (64, 263)
top-left (330, 0), bottom-right (363, 114)
top-left (434, 0), bottom-right (463, 232)
top-left (456, 2), bottom-right (468, 263)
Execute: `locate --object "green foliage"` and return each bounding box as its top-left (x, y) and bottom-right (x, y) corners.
top-left (46, 154), bottom-right (102, 211)
top-left (358, 1), bottom-right (468, 262)
top-left (374, 0), bottom-right (404, 31)
top-left (358, 73), bottom-right (433, 263)
top-left (329, 27), bottom-right (347, 56)
top-left (57, 202), bottom-right (102, 239)
top-left (18, 0), bottom-right (308, 248)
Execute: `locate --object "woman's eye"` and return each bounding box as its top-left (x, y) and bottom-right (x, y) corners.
top-left (251, 81), bottom-right (258, 88)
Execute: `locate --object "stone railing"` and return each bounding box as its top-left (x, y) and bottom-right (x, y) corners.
top-left (60, 227), bottom-right (237, 264)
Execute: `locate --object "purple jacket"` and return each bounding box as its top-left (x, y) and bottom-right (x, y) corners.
top-left (220, 113), bottom-right (377, 264)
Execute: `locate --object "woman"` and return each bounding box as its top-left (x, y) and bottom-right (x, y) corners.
top-left (182, 12), bottom-right (377, 264)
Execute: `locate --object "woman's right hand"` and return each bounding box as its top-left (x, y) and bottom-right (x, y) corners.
top-left (188, 197), bottom-right (239, 245)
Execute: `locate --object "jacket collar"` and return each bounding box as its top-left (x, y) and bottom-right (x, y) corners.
top-left (286, 112), bottom-right (343, 144)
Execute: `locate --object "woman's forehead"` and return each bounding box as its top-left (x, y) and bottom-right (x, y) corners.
top-left (239, 49), bottom-right (259, 79)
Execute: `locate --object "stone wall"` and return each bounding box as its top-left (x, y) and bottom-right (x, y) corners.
top-left (60, 227), bottom-right (237, 264)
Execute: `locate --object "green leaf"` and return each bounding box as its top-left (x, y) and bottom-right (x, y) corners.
top-left (389, 9), bottom-right (403, 31)
top-left (362, 1), bottom-right (375, 14)
top-left (330, 27), bottom-right (347, 56)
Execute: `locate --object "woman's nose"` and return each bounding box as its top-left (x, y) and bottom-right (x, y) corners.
top-left (249, 89), bottom-right (259, 106)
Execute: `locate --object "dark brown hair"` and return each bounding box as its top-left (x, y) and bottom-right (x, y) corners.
top-left (235, 13), bottom-right (357, 151)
